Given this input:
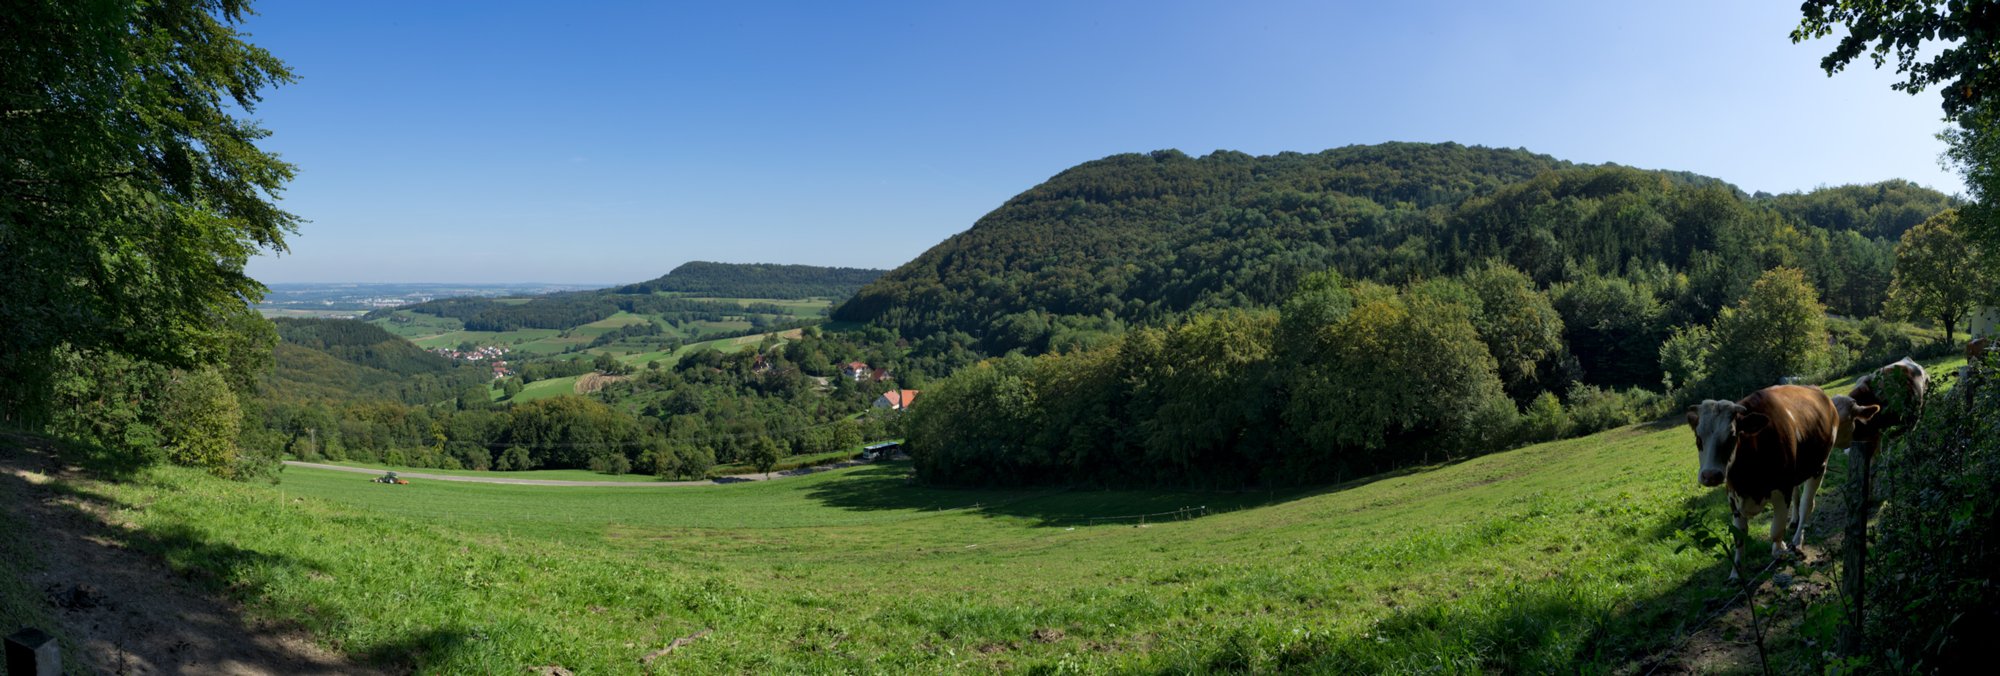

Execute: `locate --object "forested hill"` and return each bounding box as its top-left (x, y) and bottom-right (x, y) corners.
top-left (833, 142), bottom-right (1954, 353)
top-left (267, 319), bottom-right (487, 403)
top-left (365, 262), bottom-right (885, 333)
top-left (615, 261), bottom-right (886, 299)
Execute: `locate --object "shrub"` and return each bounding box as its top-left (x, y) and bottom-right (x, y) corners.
top-left (1564, 383), bottom-right (1661, 434)
top-left (1867, 357), bottom-right (2000, 669)
top-left (1517, 392), bottom-right (1571, 443)
top-left (1706, 267), bottom-right (1831, 396)
top-left (1658, 324), bottom-right (1714, 401)
top-left (158, 368), bottom-right (245, 477)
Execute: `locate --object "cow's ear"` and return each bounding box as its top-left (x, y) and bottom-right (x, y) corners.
top-left (1685, 406), bottom-right (1701, 430)
top-left (1852, 403), bottom-right (1882, 424)
top-left (1736, 412), bottom-right (1771, 435)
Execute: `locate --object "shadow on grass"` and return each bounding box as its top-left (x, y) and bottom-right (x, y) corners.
top-left (354, 628), bottom-right (473, 673)
top-left (1187, 464), bottom-right (1854, 673)
top-left (0, 431), bottom-right (151, 482)
top-left (0, 438), bottom-right (479, 673)
top-left (802, 460), bottom-right (1458, 527)
top-left (1123, 486), bottom-right (1804, 673)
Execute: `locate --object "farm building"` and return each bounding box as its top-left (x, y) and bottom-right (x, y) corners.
top-left (873, 389), bottom-right (919, 410)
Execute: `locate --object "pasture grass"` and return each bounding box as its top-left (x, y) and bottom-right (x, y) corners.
top-left (45, 419), bottom-right (1769, 673)
top-left (698, 297), bottom-right (834, 316)
top-left (616, 328), bottom-right (799, 366)
top-left (298, 459), bottom-right (665, 483)
top-left (373, 311), bottom-right (466, 343)
top-left (507, 375), bottom-right (582, 403)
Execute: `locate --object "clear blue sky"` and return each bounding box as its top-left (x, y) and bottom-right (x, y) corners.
top-left (240, 0), bottom-right (1963, 285)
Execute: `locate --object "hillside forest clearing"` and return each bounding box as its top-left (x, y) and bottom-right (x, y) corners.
top-left (372, 300), bottom-right (827, 360)
top-left (7, 356), bottom-right (1959, 674)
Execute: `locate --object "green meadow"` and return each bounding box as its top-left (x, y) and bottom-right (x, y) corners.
top-left (299, 459), bottom-right (667, 483)
top-left (46, 417), bottom-right (1791, 673)
top-left (507, 374), bottom-right (585, 403)
top-left (374, 307), bottom-right (813, 362)
top-left (616, 328), bottom-right (802, 366)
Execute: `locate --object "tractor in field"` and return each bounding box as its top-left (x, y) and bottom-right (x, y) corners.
top-left (371, 471), bottom-right (409, 485)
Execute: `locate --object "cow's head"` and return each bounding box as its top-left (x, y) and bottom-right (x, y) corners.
top-left (1850, 357), bottom-right (1930, 441)
top-left (1830, 394), bottom-right (1881, 450)
top-left (1686, 400), bottom-right (1768, 488)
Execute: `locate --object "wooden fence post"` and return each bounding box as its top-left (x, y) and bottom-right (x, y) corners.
top-left (1839, 440), bottom-right (1874, 656)
top-left (4, 627), bottom-right (59, 676)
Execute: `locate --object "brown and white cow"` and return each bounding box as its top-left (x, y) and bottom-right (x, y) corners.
top-left (1687, 385), bottom-right (1872, 579)
top-left (1829, 357), bottom-right (1929, 495)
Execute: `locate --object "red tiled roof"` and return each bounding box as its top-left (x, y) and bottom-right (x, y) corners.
top-left (880, 389), bottom-right (920, 408)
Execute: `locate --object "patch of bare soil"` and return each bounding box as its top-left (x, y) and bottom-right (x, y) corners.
top-left (1633, 475), bottom-right (1860, 674)
top-left (574, 372), bottom-right (628, 394)
top-left (0, 439), bottom-right (384, 675)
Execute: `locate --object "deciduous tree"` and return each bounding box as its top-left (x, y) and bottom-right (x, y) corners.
top-left (1, 0), bottom-right (298, 426)
top-left (1885, 211), bottom-right (1983, 341)
top-left (1708, 267), bottom-right (1832, 395)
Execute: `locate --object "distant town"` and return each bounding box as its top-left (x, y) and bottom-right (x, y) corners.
top-left (431, 344), bottom-right (512, 378)
top-left (254, 282), bottom-right (606, 318)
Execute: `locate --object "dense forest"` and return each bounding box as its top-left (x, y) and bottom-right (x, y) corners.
top-left (615, 261), bottom-right (886, 299)
top-left (872, 143), bottom-right (1967, 488)
top-left (262, 319), bottom-right (490, 404)
top-left (836, 144), bottom-right (1953, 354)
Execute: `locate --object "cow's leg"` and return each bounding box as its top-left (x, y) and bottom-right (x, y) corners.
top-left (1766, 490), bottom-right (1792, 561)
top-left (1729, 492), bottom-right (1761, 581)
top-left (1792, 474), bottom-right (1824, 551)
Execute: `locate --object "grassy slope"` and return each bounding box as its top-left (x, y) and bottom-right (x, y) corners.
top-left (617, 328), bottom-right (805, 366)
top-left (69, 357), bottom-right (1964, 672)
top-left (298, 459), bottom-right (666, 483)
top-left (70, 420), bottom-right (1743, 673)
top-left (507, 375), bottom-right (583, 403)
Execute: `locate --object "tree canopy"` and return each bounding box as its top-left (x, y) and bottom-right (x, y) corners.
top-left (835, 144), bottom-right (1950, 358)
top-left (1794, 0), bottom-right (2000, 123)
top-left (1885, 210), bottom-right (1985, 340)
top-left (1797, 0), bottom-right (2000, 273)
top-left (1, 0), bottom-right (297, 427)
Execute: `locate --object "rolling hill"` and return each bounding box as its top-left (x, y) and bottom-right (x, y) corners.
top-left (615, 261), bottom-right (886, 299)
top-left (833, 143), bottom-right (1953, 353)
top-left (265, 318), bottom-right (489, 403)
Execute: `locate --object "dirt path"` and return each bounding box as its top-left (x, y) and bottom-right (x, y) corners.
top-left (1632, 456), bottom-right (1865, 673)
top-left (282, 458), bottom-right (877, 487)
top-left (0, 439), bottom-right (384, 675)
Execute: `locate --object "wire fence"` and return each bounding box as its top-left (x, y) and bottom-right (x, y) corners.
top-left (1081, 505), bottom-right (1209, 526)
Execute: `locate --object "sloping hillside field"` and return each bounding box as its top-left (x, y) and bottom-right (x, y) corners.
top-left (36, 414), bottom-right (1838, 673)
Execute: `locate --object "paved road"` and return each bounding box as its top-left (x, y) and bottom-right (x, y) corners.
top-left (282, 458), bottom-right (876, 487)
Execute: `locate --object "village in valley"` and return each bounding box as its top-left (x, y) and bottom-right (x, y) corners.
top-left (430, 344), bottom-right (512, 378)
